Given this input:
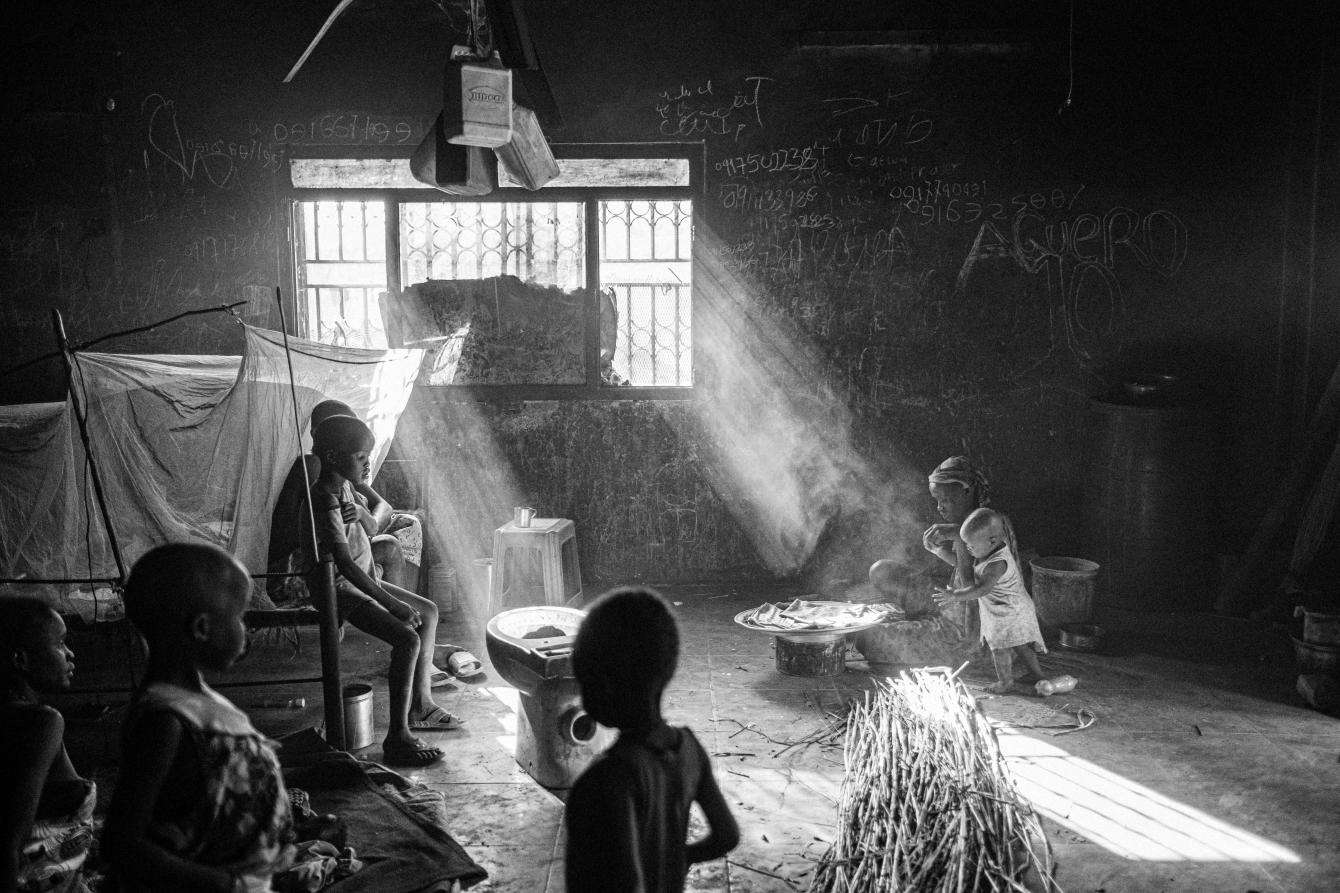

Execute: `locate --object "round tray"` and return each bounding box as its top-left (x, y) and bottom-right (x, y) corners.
top-left (733, 600), bottom-right (889, 642)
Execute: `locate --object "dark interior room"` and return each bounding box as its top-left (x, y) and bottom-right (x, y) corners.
top-left (1, 1), bottom-right (1337, 891)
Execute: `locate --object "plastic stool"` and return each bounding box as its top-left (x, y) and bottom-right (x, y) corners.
top-left (490, 518), bottom-right (583, 615)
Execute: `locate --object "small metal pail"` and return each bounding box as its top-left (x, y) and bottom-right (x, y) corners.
top-left (342, 682), bottom-right (375, 750)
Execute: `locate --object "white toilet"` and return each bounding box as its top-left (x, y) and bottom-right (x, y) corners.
top-left (484, 606), bottom-right (614, 788)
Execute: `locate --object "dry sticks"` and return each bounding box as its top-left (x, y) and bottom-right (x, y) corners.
top-left (809, 668), bottom-right (1059, 892)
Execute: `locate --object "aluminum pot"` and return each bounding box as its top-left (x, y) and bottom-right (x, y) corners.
top-left (1057, 623), bottom-right (1104, 652)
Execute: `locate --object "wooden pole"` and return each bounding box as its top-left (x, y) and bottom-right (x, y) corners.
top-left (51, 309), bottom-right (128, 583)
top-left (271, 288), bottom-right (345, 748)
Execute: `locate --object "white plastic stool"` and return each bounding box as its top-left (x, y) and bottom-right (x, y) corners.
top-left (490, 518), bottom-right (583, 615)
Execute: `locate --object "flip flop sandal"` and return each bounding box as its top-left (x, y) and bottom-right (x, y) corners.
top-left (409, 706), bottom-right (464, 731)
top-left (382, 739), bottom-right (444, 767)
top-left (428, 667), bottom-right (456, 688)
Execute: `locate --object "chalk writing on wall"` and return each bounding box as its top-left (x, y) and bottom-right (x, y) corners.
top-left (654, 76), bottom-right (774, 141)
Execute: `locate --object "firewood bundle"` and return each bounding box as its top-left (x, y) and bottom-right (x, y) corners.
top-left (809, 669), bottom-right (1058, 892)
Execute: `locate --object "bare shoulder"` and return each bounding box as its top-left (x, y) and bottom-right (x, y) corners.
top-left (1, 701), bottom-right (63, 735)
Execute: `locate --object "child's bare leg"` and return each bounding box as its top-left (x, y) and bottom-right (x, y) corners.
top-left (372, 535), bottom-right (412, 590)
top-left (345, 600), bottom-right (421, 745)
top-left (1015, 645), bottom-right (1044, 681)
top-left (986, 648), bottom-right (1015, 694)
top-left (382, 583), bottom-right (444, 717)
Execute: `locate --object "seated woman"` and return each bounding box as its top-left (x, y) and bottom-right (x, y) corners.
top-left (851, 456), bottom-right (994, 667)
top-left (1, 598), bottom-right (96, 893)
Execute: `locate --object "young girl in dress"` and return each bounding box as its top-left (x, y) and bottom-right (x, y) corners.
top-left (933, 508), bottom-right (1046, 693)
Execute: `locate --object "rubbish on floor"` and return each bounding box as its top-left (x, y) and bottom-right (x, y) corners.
top-left (1035, 674), bottom-right (1078, 696)
top-left (810, 667), bottom-right (1055, 892)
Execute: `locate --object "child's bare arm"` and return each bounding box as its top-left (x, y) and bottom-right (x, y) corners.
top-left (686, 760), bottom-right (740, 864)
top-left (933, 560), bottom-right (1005, 607)
top-left (327, 541), bottom-right (417, 623)
top-left (565, 766), bottom-right (644, 891)
top-left (352, 482), bottom-right (395, 534)
top-left (1, 707), bottom-right (64, 893)
top-left (103, 713), bottom-right (235, 893)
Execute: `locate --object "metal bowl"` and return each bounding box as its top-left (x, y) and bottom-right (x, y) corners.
top-left (1057, 623), bottom-right (1105, 652)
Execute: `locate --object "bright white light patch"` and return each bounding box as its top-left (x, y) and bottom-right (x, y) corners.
top-left (997, 728), bottom-right (1299, 862)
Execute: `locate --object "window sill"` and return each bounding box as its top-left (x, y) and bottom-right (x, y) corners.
top-left (420, 384), bottom-right (694, 402)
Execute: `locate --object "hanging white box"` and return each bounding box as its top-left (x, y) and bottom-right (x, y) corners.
top-left (494, 104), bottom-right (559, 190)
top-left (447, 61), bottom-right (514, 148)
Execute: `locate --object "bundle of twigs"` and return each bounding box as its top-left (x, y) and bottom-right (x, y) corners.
top-left (809, 668), bottom-right (1058, 892)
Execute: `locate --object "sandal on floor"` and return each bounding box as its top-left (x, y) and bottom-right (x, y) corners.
top-left (428, 667), bottom-right (456, 688)
top-left (382, 739), bottom-right (444, 767)
top-left (409, 706), bottom-right (464, 731)
top-left (434, 645), bottom-right (485, 679)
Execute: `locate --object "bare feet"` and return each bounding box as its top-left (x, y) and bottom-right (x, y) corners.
top-left (984, 680), bottom-right (1018, 695)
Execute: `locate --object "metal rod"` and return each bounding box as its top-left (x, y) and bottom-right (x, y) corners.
top-left (273, 286), bottom-right (345, 748)
top-left (52, 310), bottom-right (128, 583)
top-left (0, 577), bottom-right (121, 586)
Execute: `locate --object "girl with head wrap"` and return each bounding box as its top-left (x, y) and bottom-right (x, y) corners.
top-left (857, 456), bottom-right (1002, 664)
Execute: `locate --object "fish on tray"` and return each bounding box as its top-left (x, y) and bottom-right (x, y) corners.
top-left (740, 599), bottom-right (904, 631)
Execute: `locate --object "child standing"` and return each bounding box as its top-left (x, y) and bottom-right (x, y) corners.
top-left (103, 543), bottom-right (294, 892)
top-left (307, 415), bottom-right (457, 765)
top-left (1, 598), bottom-right (95, 893)
top-left (933, 508), bottom-right (1047, 694)
top-left (566, 587), bottom-right (739, 892)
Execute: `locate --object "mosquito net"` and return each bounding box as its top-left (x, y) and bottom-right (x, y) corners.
top-left (0, 324), bottom-right (423, 614)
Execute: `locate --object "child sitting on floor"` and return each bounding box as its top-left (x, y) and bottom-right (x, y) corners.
top-left (103, 543), bottom-right (294, 892)
top-left (1, 598), bottom-right (96, 893)
top-left (566, 587), bottom-right (739, 892)
top-left (933, 508), bottom-right (1047, 694)
top-left (308, 415), bottom-right (459, 765)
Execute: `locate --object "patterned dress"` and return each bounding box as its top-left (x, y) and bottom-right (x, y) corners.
top-left (127, 683), bottom-right (294, 892)
top-left (972, 547), bottom-right (1047, 652)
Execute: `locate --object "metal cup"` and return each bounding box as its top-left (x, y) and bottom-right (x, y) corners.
top-left (514, 506), bottom-right (536, 527)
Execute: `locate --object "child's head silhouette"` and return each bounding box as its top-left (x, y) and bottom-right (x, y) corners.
top-left (573, 587), bottom-right (680, 730)
top-left (124, 542), bottom-right (251, 672)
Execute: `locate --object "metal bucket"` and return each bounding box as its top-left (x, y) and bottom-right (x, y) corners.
top-left (342, 683), bottom-right (374, 751)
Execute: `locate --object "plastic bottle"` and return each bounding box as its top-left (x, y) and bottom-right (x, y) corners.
top-left (1035, 675), bottom-right (1077, 697)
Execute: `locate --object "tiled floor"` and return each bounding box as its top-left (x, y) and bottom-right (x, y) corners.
top-left (61, 583), bottom-right (1340, 892)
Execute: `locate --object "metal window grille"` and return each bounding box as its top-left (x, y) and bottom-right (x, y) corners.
top-left (600, 200), bottom-right (692, 386)
top-left (400, 202), bottom-right (584, 290)
top-left (297, 200), bottom-right (388, 348)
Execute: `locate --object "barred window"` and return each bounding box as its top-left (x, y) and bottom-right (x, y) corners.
top-left (291, 152), bottom-right (695, 394)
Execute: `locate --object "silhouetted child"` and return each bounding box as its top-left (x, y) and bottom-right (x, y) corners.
top-left (1, 598), bottom-right (95, 893)
top-left (103, 543), bottom-right (294, 892)
top-left (308, 415), bottom-right (457, 765)
top-left (933, 508), bottom-right (1047, 693)
top-left (567, 587), bottom-right (739, 891)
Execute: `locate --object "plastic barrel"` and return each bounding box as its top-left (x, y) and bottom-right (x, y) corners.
top-left (1029, 557), bottom-right (1099, 629)
top-left (1084, 398), bottom-right (1217, 612)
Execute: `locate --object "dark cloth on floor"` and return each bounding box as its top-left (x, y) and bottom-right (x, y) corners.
top-left (277, 731), bottom-right (486, 892)
top-left (565, 725), bottom-right (709, 893)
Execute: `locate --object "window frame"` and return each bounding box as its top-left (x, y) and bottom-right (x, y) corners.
top-left (288, 142), bottom-right (704, 401)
